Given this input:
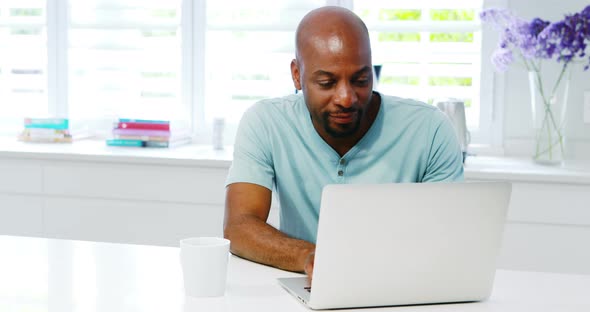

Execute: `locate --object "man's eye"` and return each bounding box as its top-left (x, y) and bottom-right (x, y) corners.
top-left (317, 81), bottom-right (335, 88)
top-left (355, 79), bottom-right (369, 86)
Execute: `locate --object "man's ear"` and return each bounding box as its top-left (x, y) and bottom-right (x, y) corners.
top-left (290, 59), bottom-right (302, 91)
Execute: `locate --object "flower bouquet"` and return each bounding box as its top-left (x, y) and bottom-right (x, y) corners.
top-left (481, 5), bottom-right (590, 164)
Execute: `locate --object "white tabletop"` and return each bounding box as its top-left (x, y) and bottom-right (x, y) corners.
top-left (1, 235), bottom-right (589, 312)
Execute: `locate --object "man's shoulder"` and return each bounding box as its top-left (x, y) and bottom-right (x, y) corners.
top-left (247, 94), bottom-right (303, 116)
top-left (239, 94), bottom-right (305, 136)
top-left (380, 94), bottom-right (442, 125)
top-left (381, 94), bottom-right (438, 113)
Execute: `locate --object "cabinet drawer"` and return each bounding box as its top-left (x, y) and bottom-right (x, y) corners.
top-left (508, 183), bottom-right (590, 226)
top-left (0, 194), bottom-right (43, 236)
top-left (44, 162), bottom-right (228, 204)
top-left (0, 160), bottom-right (42, 194)
top-left (44, 197), bottom-right (224, 246)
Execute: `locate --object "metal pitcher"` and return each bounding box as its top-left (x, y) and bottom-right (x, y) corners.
top-left (435, 99), bottom-right (471, 162)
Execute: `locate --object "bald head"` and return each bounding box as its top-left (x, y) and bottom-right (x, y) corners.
top-left (289, 6), bottom-right (377, 145)
top-left (295, 6), bottom-right (370, 61)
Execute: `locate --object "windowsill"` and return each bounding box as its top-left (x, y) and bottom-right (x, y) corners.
top-left (0, 137), bottom-right (233, 168)
top-left (1, 137), bottom-right (590, 185)
top-left (464, 156), bottom-right (590, 185)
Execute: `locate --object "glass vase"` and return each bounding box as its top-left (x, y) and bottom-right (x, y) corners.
top-left (528, 66), bottom-right (571, 165)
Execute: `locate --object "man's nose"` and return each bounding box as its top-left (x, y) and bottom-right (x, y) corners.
top-left (333, 82), bottom-right (357, 108)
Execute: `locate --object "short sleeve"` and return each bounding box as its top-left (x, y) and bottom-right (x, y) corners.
top-left (225, 104), bottom-right (275, 190)
top-left (422, 110), bottom-right (464, 182)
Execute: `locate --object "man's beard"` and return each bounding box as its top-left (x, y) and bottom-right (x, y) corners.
top-left (321, 108), bottom-right (363, 138)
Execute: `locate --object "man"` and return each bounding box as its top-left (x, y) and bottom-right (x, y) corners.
top-left (224, 6), bottom-right (463, 282)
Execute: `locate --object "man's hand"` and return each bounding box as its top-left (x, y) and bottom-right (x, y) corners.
top-left (304, 251), bottom-right (315, 286)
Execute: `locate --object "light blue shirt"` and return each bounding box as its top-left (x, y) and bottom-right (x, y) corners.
top-left (226, 93), bottom-right (464, 244)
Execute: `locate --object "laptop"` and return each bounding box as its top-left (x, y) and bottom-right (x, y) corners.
top-left (278, 182), bottom-right (512, 310)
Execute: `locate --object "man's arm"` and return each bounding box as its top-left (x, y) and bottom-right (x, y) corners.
top-left (422, 110), bottom-right (464, 182)
top-left (224, 182), bottom-right (316, 273)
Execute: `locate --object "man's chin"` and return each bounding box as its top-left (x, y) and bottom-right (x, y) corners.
top-left (325, 123), bottom-right (359, 138)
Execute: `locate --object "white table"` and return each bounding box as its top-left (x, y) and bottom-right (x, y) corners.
top-left (1, 235), bottom-right (589, 312)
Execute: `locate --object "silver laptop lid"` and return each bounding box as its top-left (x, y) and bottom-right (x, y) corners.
top-left (308, 182), bottom-right (511, 310)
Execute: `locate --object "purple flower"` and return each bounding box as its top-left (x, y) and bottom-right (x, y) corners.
top-left (491, 48), bottom-right (514, 72)
top-left (529, 18), bottom-right (550, 37)
top-left (537, 9), bottom-right (590, 66)
top-left (481, 5), bottom-right (590, 71)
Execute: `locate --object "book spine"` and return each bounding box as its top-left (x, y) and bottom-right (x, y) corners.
top-left (113, 135), bottom-right (169, 142)
top-left (112, 128), bottom-right (171, 137)
top-left (144, 141), bottom-right (170, 148)
top-left (117, 122), bottom-right (170, 131)
top-left (106, 139), bottom-right (144, 147)
top-left (21, 130), bottom-right (70, 139)
top-left (19, 135), bottom-right (72, 143)
top-left (118, 118), bottom-right (169, 124)
top-left (24, 118), bottom-right (69, 130)
top-left (22, 128), bottom-right (70, 135)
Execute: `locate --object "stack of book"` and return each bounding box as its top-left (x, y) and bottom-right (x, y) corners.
top-left (18, 117), bottom-right (73, 143)
top-left (107, 118), bottom-right (192, 148)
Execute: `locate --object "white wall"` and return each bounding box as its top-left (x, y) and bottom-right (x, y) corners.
top-left (501, 0), bottom-right (590, 159)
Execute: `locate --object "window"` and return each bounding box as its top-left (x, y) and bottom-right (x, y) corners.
top-left (0, 0), bottom-right (495, 146)
top-left (68, 0), bottom-right (185, 122)
top-left (352, 0), bottom-right (485, 134)
top-left (0, 1), bottom-right (48, 132)
top-left (202, 0), bottom-right (325, 139)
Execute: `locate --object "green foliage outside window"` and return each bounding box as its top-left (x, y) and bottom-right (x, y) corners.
top-left (11, 27), bottom-right (41, 35)
top-left (430, 32), bottom-right (474, 43)
top-left (151, 9), bottom-right (176, 18)
top-left (430, 9), bottom-right (475, 21)
top-left (381, 76), bottom-right (420, 85)
top-left (429, 77), bottom-right (472, 86)
top-left (378, 32), bottom-right (420, 42)
top-left (379, 9), bottom-right (421, 21)
top-left (358, 9), bottom-right (370, 19)
top-left (142, 30), bottom-right (177, 37)
top-left (10, 8), bottom-right (42, 16)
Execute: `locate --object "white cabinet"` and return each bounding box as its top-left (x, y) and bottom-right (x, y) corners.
top-left (0, 155), bottom-right (230, 246)
top-left (465, 177), bottom-right (590, 274)
top-left (501, 223), bottom-right (590, 274)
top-left (0, 160), bottom-right (42, 194)
top-left (0, 194), bottom-right (43, 236)
top-left (44, 197), bottom-right (223, 246)
top-left (43, 163), bottom-right (226, 205)
top-left (1, 151), bottom-right (589, 274)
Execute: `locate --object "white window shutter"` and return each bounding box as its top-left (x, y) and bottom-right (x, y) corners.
top-left (0, 1), bottom-right (49, 122)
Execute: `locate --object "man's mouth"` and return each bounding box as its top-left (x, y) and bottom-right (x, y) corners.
top-left (329, 112), bottom-right (356, 124)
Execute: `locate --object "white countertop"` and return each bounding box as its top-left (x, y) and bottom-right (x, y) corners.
top-left (0, 235), bottom-right (589, 312)
top-left (1, 137), bottom-right (590, 184)
top-left (464, 156), bottom-right (590, 185)
top-left (0, 137), bottom-right (233, 167)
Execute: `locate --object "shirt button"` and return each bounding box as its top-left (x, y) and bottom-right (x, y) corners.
top-left (339, 158), bottom-right (346, 165)
top-left (337, 170), bottom-right (344, 176)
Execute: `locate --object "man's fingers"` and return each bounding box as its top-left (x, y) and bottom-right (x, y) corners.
top-left (304, 251), bottom-right (315, 286)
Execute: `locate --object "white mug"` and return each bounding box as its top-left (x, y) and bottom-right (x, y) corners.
top-left (180, 237), bottom-right (230, 297)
